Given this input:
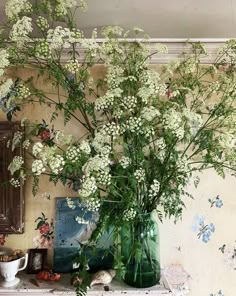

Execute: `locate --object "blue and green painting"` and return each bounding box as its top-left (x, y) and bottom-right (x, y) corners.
top-left (53, 197), bottom-right (114, 273)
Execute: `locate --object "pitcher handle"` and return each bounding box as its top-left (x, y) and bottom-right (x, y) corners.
top-left (18, 253), bottom-right (28, 272)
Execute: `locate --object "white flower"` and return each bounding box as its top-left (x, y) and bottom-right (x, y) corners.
top-left (75, 216), bottom-right (90, 224)
top-left (101, 122), bottom-right (120, 139)
top-left (119, 156), bottom-right (131, 168)
top-left (217, 133), bottom-right (235, 150)
top-left (32, 142), bottom-right (43, 157)
top-left (183, 108), bottom-right (203, 136)
top-left (66, 197), bottom-right (76, 210)
top-left (5, 0), bottom-right (32, 20)
top-left (155, 43), bottom-right (168, 54)
top-left (47, 26), bottom-right (82, 50)
top-left (12, 131), bottom-right (23, 151)
top-left (80, 140), bottom-right (91, 155)
top-left (32, 159), bottom-right (46, 175)
top-left (138, 70), bottom-right (167, 103)
top-left (101, 26), bottom-right (123, 37)
top-left (0, 79), bottom-right (13, 98)
top-left (163, 108), bottom-right (184, 139)
top-left (120, 96), bottom-right (137, 112)
top-left (49, 155), bottom-right (65, 174)
top-left (65, 59), bottom-right (80, 74)
top-left (66, 146), bottom-right (80, 163)
top-left (10, 178), bottom-right (21, 187)
top-left (141, 106), bottom-right (160, 122)
top-left (154, 138), bottom-right (166, 150)
top-left (10, 16), bottom-right (33, 45)
top-left (123, 208), bottom-right (137, 221)
top-left (134, 168), bottom-right (145, 183)
top-left (92, 132), bottom-right (111, 153)
top-left (55, 130), bottom-right (73, 146)
top-left (79, 176), bottom-right (97, 197)
top-left (83, 197), bottom-right (100, 212)
top-left (83, 155), bottom-right (110, 174)
top-left (0, 50), bottom-right (10, 75)
top-left (55, 0), bottom-right (77, 16)
top-left (96, 170), bottom-right (111, 185)
top-left (36, 16), bottom-right (49, 31)
top-left (148, 180), bottom-right (160, 198)
top-left (125, 117), bottom-right (142, 133)
top-left (8, 156), bottom-right (24, 175)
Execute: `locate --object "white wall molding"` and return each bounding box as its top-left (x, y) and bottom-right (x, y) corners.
top-left (70, 38), bottom-right (232, 64)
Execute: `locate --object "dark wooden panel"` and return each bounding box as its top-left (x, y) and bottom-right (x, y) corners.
top-left (0, 121), bottom-right (24, 234)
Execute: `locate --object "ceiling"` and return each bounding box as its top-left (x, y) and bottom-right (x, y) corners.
top-left (1, 0), bottom-right (236, 38)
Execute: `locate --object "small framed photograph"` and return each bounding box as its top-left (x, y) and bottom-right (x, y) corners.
top-left (27, 249), bottom-right (47, 274)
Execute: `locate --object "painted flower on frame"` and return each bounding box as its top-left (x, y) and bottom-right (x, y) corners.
top-left (34, 212), bottom-right (54, 248)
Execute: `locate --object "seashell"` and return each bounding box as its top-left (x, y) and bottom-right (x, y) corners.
top-left (90, 269), bottom-right (116, 287)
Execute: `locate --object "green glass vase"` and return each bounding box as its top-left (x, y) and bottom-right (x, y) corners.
top-left (120, 211), bottom-right (160, 288)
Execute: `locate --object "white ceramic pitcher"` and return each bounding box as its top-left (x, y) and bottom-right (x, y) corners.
top-left (0, 254), bottom-right (28, 287)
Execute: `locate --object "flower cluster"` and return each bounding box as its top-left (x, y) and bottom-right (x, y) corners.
top-left (10, 16), bottom-right (33, 45)
top-left (119, 156), bottom-right (131, 168)
top-left (8, 156), bottom-right (24, 175)
top-left (123, 208), bottom-right (137, 221)
top-left (65, 59), bottom-right (80, 74)
top-left (47, 26), bottom-right (82, 50)
top-left (0, 50), bottom-right (10, 77)
top-left (75, 216), bottom-right (90, 224)
top-left (49, 155), bottom-right (65, 174)
top-left (55, 0), bottom-right (77, 16)
top-left (66, 197), bottom-right (76, 209)
top-left (79, 176), bottom-right (97, 198)
top-left (5, 0), bottom-right (32, 20)
top-left (32, 159), bottom-right (46, 175)
top-left (0, 79), bottom-right (13, 98)
top-left (141, 106), bottom-right (160, 122)
top-left (148, 180), bottom-right (160, 198)
top-left (134, 168), bottom-right (145, 183)
top-left (36, 16), bottom-right (49, 31)
top-left (66, 146), bottom-right (80, 162)
top-left (83, 197), bottom-right (101, 212)
top-left (163, 108), bottom-right (184, 139)
top-left (10, 177), bottom-right (21, 187)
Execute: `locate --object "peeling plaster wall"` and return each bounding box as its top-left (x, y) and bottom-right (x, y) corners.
top-left (0, 65), bottom-right (235, 296)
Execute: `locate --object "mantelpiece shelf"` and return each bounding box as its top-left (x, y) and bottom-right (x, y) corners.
top-left (0, 272), bottom-right (174, 296)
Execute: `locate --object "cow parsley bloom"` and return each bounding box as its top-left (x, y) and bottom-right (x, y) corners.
top-left (134, 168), bottom-right (145, 183)
top-left (5, 0), bottom-right (32, 20)
top-left (8, 156), bottom-right (24, 175)
top-left (0, 79), bottom-right (13, 98)
top-left (163, 108), bottom-right (184, 139)
top-left (80, 140), bottom-right (91, 155)
top-left (79, 176), bottom-right (97, 197)
top-left (10, 16), bottom-right (33, 44)
top-left (123, 208), bottom-right (137, 221)
top-left (0, 50), bottom-right (10, 76)
top-left (119, 156), bottom-right (131, 168)
top-left (141, 106), bottom-right (160, 122)
top-left (32, 159), bottom-right (46, 175)
top-left (49, 155), bottom-right (65, 174)
top-left (32, 142), bottom-right (44, 157)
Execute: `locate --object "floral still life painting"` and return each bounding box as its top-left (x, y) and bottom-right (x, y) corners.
top-left (53, 197), bottom-right (113, 273)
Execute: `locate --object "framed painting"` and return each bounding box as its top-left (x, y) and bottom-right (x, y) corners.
top-left (53, 197), bottom-right (113, 273)
top-left (27, 249), bottom-right (47, 274)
